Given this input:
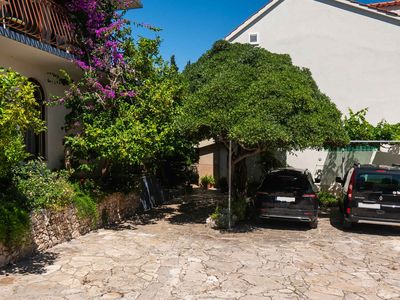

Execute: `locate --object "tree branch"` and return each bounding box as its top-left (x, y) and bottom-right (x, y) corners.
top-left (233, 147), bottom-right (265, 165)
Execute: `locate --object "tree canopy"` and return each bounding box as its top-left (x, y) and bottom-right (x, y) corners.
top-left (180, 41), bottom-right (349, 166)
top-left (344, 108), bottom-right (400, 141)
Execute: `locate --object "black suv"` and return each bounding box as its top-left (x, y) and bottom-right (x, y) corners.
top-left (253, 168), bottom-right (319, 228)
top-left (337, 164), bottom-right (400, 228)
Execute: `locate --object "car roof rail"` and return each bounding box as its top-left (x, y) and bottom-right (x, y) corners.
top-left (357, 164), bottom-right (400, 170)
top-left (358, 164), bottom-right (375, 168)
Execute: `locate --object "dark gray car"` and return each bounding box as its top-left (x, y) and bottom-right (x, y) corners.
top-left (338, 164), bottom-right (400, 228)
top-left (253, 168), bottom-right (319, 228)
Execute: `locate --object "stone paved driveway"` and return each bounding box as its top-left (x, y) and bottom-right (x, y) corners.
top-left (1, 190), bottom-right (400, 300)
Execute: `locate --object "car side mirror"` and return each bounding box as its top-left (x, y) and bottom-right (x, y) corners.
top-left (335, 177), bottom-right (343, 185)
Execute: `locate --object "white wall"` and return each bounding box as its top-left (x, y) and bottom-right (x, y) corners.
top-left (287, 150), bottom-right (328, 178)
top-left (229, 0), bottom-right (400, 124)
top-left (0, 36), bottom-right (80, 169)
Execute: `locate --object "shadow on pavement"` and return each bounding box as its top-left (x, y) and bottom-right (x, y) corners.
top-left (223, 224), bottom-right (256, 233)
top-left (253, 219), bottom-right (312, 231)
top-left (319, 209), bottom-right (333, 219)
top-left (0, 251), bottom-right (59, 276)
top-left (134, 206), bottom-right (177, 225)
top-left (105, 206), bottom-right (177, 230)
top-left (330, 207), bottom-right (400, 236)
top-left (167, 190), bottom-right (225, 225)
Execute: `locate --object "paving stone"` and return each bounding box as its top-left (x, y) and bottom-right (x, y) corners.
top-left (0, 192), bottom-right (400, 300)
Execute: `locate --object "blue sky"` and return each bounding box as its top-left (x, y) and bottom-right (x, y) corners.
top-left (126, 0), bottom-right (393, 70)
top-left (126, 0), bottom-right (268, 70)
top-left (357, 0), bottom-right (391, 3)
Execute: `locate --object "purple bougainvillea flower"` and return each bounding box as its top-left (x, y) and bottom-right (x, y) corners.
top-left (76, 60), bottom-right (90, 70)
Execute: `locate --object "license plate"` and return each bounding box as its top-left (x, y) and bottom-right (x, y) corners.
top-left (276, 196), bottom-right (295, 203)
top-left (358, 203), bottom-right (381, 209)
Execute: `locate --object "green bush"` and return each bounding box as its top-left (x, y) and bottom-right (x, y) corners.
top-left (210, 196), bottom-right (248, 224)
top-left (232, 196), bottom-right (248, 221)
top-left (0, 68), bottom-right (46, 178)
top-left (13, 160), bottom-right (75, 210)
top-left (318, 192), bottom-right (338, 208)
top-left (209, 206), bottom-right (234, 229)
top-left (72, 183), bottom-right (99, 227)
top-left (0, 201), bottom-right (30, 248)
top-left (200, 175), bottom-right (215, 188)
top-left (0, 159), bottom-right (129, 247)
top-left (210, 206), bottom-right (221, 221)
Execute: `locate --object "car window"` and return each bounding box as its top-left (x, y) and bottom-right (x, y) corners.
top-left (260, 172), bottom-right (313, 193)
top-left (356, 172), bottom-right (400, 193)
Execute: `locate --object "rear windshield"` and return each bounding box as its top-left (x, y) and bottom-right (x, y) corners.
top-left (356, 172), bottom-right (400, 193)
top-left (260, 172), bottom-right (313, 193)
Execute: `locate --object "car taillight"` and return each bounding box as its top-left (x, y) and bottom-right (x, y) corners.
top-left (302, 194), bottom-right (316, 198)
top-left (347, 171), bottom-right (356, 202)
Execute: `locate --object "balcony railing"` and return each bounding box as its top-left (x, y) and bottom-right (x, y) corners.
top-left (0, 0), bottom-right (75, 51)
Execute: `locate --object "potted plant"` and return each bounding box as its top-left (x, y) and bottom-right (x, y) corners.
top-left (200, 175), bottom-right (215, 189)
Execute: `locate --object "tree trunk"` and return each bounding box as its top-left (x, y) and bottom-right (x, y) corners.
top-left (233, 158), bottom-right (247, 198)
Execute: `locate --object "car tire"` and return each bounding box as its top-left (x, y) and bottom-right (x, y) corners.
top-left (342, 216), bottom-right (353, 229)
top-left (309, 219), bottom-right (318, 229)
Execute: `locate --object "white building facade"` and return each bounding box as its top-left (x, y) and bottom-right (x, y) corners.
top-left (224, 0), bottom-right (400, 184)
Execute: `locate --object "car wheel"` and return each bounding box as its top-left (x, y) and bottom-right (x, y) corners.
top-left (309, 219), bottom-right (318, 229)
top-left (342, 215), bottom-right (352, 229)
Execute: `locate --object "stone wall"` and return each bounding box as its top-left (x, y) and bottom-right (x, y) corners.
top-left (0, 192), bottom-right (140, 268)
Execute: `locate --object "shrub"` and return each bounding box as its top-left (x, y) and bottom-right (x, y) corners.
top-left (13, 160), bottom-right (75, 210)
top-left (210, 206), bottom-right (222, 221)
top-left (232, 196), bottom-right (248, 221)
top-left (72, 183), bottom-right (99, 227)
top-left (0, 200), bottom-right (30, 248)
top-left (318, 192), bottom-right (338, 208)
top-left (209, 206), bottom-right (237, 229)
top-left (0, 68), bottom-right (45, 178)
top-left (209, 195), bottom-right (248, 228)
top-left (200, 175), bottom-right (215, 188)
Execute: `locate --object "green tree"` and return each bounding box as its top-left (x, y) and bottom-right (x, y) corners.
top-left (344, 108), bottom-right (400, 141)
top-left (170, 55), bottom-right (179, 72)
top-left (180, 41), bottom-right (348, 192)
top-left (0, 68), bottom-right (45, 178)
top-left (61, 36), bottom-right (190, 178)
top-left (343, 108), bottom-right (375, 141)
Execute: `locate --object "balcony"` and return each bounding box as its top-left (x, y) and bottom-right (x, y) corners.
top-left (0, 0), bottom-right (74, 51)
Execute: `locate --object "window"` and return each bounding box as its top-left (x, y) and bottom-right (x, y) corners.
top-left (249, 33), bottom-right (259, 45)
top-left (260, 172), bottom-right (313, 194)
top-left (25, 79), bottom-right (46, 158)
top-left (356, 172), bottom-right (400, 193)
